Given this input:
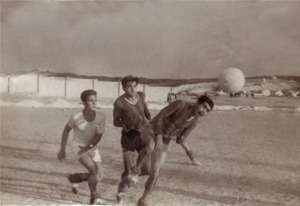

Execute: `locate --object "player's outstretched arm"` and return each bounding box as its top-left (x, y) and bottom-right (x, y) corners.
top-left (154, 134), bottom-right (164, 152)
top-left (141, 92), bottom-right (151, 120)
top-left (57, 124), bottom-right (72, 161)
top-left (113, 101), bottom-right (124, 127)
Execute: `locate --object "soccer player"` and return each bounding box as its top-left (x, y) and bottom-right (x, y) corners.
top-left (129, 95), bottom-right (214, 206)
top-left (57, 90), bottom-right (106, 205)
top-left (166, 92), bottom-right (177, 104)
top-left (166, 93), bottom-right (201, 166)
top-left (113, 75), bottom-right (151, 203)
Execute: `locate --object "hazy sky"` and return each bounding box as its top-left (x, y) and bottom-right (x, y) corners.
top-left (1, 0), bottom-right (300, 78)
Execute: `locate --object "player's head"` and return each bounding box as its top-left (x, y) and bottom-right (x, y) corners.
top-left (80, 89), bottom-right (97, 110)
top-left (121, 75), bottom-right (139, 97)
top-left (193, 95), bottom-right (214, 118)
top-left (167, 93), bottom-right (177, 104)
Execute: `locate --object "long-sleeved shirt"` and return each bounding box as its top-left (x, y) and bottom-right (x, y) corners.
top-left (175, 117), bottom-right (198, 138)
top-left (150, 100), bottom-right (198, 136)
top-left (113, 91), bottom-right (151, 130)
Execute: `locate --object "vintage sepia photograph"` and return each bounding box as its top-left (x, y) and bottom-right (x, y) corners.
top-left (1, 0), bottom-right (299, 205)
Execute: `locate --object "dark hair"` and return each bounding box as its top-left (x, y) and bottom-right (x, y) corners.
top-left (80, 89), bottom-right (97, 102)
top-left (197, 95), bottom-right (214, 110)
top-left (167, 93), bottom-right (177, 102)
top-left (121, 75), bottom-right (139, 88)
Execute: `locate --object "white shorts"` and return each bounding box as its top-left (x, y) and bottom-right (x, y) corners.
top-left (71, 141), bottom-right (101, 162)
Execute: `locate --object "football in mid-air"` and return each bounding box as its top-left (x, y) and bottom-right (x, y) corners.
top-left (218, 67), bottom-right (245, 93)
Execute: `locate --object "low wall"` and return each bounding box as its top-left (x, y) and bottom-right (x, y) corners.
top-left (1, 73), bottom-right (172, 103)
top-left (10, 73), bottom-right (38, 93)
top-left (66, 78), bottom-right (95, 97)
top-left (96, 81), bottom-right (120, 99)
top-left (146, 85), bottom-right (172, 103)
top-left (39, 76), bottom-right (65, 96)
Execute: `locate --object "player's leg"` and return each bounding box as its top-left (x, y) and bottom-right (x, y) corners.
top-left (117, 130), bottom-right (139, 202)
top-left (79, 149), bottom-right (105, 205)
top-left (91, 149), bottom-right (103, 181)
top-left (138, 138), bottom-right (170, 206)
top-left (92, 151), bottom-right (105, 205)
top-left (179, 138), bottom-right (201, 166)
top-left (117, 143), bottom-right (152, 203)
top-left (135, 137), bottom-right (155, 172)
top-left (116, 150), bottom-right (137, 203)
top-left (128, 125), bottom-right (155, 184)
top-left (67, 172), bottom-right (89, 194)
top-left (135, 125), bottom-right (156, 172)
top-left (140, 154), bottom-right (151, 176)
top-left (67, 143), bottom-right (90, 194)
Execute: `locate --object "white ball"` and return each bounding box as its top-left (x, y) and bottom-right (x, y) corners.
top-left (218, 68), bottom-right (245, 93)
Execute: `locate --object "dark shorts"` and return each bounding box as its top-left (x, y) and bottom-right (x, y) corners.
top-left (121, 130), bottom-right (143, 152)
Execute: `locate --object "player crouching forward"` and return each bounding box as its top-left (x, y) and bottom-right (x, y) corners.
top-left (166, 93), bottom-right (201, 166)
top-left (57, 90), bottom-right (106, 205)
top-left (128, 95), bottom-right (214, 206)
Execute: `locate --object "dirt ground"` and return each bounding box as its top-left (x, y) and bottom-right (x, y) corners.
top-left (0, 107), bottom-right (299, 206)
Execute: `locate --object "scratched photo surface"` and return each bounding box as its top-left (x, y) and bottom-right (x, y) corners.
top-left (1, 1), bottom-right (300, 206)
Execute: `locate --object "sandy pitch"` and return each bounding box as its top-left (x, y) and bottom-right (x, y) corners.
top-left (0, 107), bottom-right (299, 206)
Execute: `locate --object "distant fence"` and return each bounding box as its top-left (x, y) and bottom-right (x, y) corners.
top-left (0, 73), bottom-right (172, 102)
